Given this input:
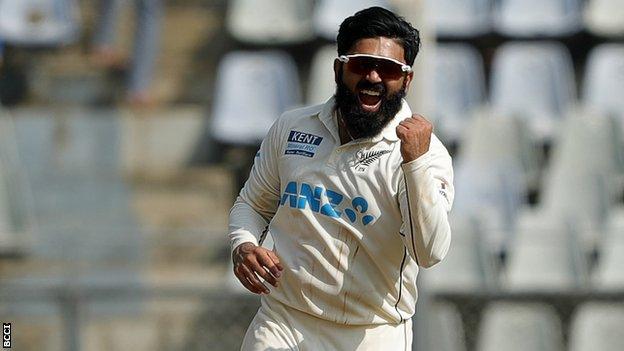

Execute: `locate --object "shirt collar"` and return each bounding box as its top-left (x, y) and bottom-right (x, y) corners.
top-left (317, 96), bottom-right (412, 143)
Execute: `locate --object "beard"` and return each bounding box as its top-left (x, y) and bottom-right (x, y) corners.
top-left (334, 76), bottom-right (406, 139)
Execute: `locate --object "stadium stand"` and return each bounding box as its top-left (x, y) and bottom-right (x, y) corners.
top-left (493, 0), bottom-right (583, 37)
top-left (477, 303), bottom-right (565, 351)
top-left (584, 0), bottom-right (624, 37)
top-left (313, 0), bottom-right (393, 40)
top-left (306, 44), bottom-right (337, 105)
top-left (423, 302), bottom-right (467, 351)
top-left (432, 43), bottom-right (486, 141)
top-left (0, 0), bottom-right (80, 46)
top-left (490, 42), bottom-right (577, 141)
top-left (569, 302), bottom-right (624, 351)
top-left (226, 0), bottom-right (314, 44)
top-left (582, 44), bottom-right (624, 126)
top-left (425, 0), bottom-right (491, 38)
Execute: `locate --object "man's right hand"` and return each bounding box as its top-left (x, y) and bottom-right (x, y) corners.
top-left (233, 242), bottom-right (284, 294)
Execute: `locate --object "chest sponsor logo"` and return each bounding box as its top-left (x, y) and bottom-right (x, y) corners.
top-left (354, 149), bottom-right (391, 172)
top-left (285, 131), bottom-right (323, 157)
top-left (280, 181), bottom-right (377, 226)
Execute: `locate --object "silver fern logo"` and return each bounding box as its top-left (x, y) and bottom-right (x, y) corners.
top-left (354, 150), bottom-right (391, 171)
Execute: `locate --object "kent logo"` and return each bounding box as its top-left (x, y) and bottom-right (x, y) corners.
top-left (285, 131), bottom-right (323, 157)
top-left (280, 181), bottom-right (376, 225)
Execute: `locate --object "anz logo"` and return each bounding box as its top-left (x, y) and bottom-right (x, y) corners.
top-left (279, 181), bottom-right (377, 226)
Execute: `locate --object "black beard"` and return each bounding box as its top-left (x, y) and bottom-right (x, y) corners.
top-left (335, 78), bottom-right (405, 139)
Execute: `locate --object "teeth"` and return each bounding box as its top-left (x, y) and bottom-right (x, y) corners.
top-left (361, 89), bottom-right (380, 96)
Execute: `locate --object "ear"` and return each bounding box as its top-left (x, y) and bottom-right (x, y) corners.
top-left (403, 71), bottom-right (414, 92)
top-left (333, 58), bottom-right (342, 84)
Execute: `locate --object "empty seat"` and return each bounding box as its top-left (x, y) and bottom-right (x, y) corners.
top-left (584, 0), bottom-right (624, 37)
top-left (423, 302), bottom-right (467, 351)
top-left (226, 0), bottom-right (314, 44)
top-left (582, 44), bottom-right (624, 120)
top-left (569, 302), bottom-right (624, 351)
top-left (313, 0), bottom-right (392, 40)
top-left (592, 208), bottom-right (624, 291)
top-left (477, 302), bottom-right (564, 351)
top-left (503, 214), bottom-right (588, 292)
top-left (422, 215), bottom-right (498, 292)
top-left (493, 0), bottom-right (583, 37)
top-left (0, 0), bottom-right (80, 46)
top-left (210, 51), bottom-right (301, 145)
top-left (490, 42), bottom-right (576, 140)
top-left (425, 0), bottom-right (491, 37)
top-left (432, 44), bottom-right (486, 140)
top-left (307, 45), bottom-right (338, 105)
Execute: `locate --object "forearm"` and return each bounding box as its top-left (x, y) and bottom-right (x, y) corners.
top-left (399, 147), bottom-right (453, 267)
top-left (228, 196), bottom-right (270, 252)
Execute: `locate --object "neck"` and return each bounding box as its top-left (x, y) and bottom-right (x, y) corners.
top-left (337, 109), bottom-right (356, 145)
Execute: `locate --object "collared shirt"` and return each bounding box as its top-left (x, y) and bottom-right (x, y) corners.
top-left (229, 97), bottom-right (454, 325)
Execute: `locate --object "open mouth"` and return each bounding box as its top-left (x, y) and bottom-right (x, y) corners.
top-left (357, 89), bottom-right (382, 112)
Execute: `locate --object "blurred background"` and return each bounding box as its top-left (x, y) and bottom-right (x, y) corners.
top-left (0, 0), bottom-right (623, 350)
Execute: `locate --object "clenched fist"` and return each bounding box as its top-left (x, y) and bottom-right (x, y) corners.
top-left (396, 114), bottom-right (433, 163)
top-left (233, 242), bottom-right (283, 294)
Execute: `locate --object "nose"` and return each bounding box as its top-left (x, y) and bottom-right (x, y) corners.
top-left (365, 69), bottom-right (383, 83)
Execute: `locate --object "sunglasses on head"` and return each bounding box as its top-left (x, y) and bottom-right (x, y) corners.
top-left (337, 54), bottom-right (412, 80)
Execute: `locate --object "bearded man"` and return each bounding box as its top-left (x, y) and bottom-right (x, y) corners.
top-left (228, 6), bottom-right (454, 351)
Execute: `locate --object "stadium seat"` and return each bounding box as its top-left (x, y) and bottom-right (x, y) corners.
top-left (584, 0), bottom-right (624, 37)
top-left (503, 214), bottom-right (588, 292)
top-left (477, 302), bottom-right (564, 351)
top-left (210, 51), bottom-right (301, 146)
top-left (493, 0), bottom-right (583, 37)
top-left (432, 44), bottom-right (486, 140)
top-left (425, 0), bottom-right (492, 37)
top-left (0, 0), bottom-right (80, 46)
top-left (423, 302), bottom-right (467, 351)
top-left (569, 302), bottom-right (624, 351)
top-left (421, 215), bottom-right (498, 292)
top-left (313, 0), bottom-right (393, 40)
top-left (226, 0), bottom-right (314, 44)
top-left (582, 44), bottom-right (624, 122)
top-left (490, 42), bottom-right (576, 140)
top-left (307, 45), bottom-right (338, 105)
top-left (592, 208), bottom-right (624, 291)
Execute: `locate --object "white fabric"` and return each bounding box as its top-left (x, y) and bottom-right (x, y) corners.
top-left (229, 97), bottom-right (454, 326)
top-left (241, 297), bottom-right (413, 351)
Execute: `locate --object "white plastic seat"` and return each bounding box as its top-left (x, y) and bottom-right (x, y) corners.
top-left (592, 207), bottom-right (624, 291)
top-left (210, 51), bottom-right (301, 145)
top-left (423, 302), bottom-right (467, 351)
top-left (582, 44), bottom-right (624, 120)
top-left (422, 215), bottom-right (498, 292)
top-left (477, 302), bottom-right (564, 351)
top-left (584, 0), bottom-right (624, 37)
top-left (569, 302), bottom-right (624, 351)
top-left (307, 45), bottom-right (338, 105)
top-left (425, 0), bottom-right (491, 37)
top-left (503, 214), bottom-right (588, 292)
top-left (490, 42), bottom-right (576, 140)
top-left (433, 44), bottom-right (486, 139)
top-left (0, 0), bottom-right (80, 46)
top-left (493, 0), bottom-right (583, 37)
top-left (313, 0), bottom-right (392, 41)
top-left (226, 0), bottom-right (314, 44)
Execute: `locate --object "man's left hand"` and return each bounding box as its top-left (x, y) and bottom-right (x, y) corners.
top-left (396, 114), bottom-right (433, 163)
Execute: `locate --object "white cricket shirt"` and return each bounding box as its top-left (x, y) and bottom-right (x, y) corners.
top-left (229, 97), bottom-right (454, 325)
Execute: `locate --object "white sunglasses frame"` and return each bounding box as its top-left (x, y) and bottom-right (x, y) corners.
top-left (337, 54), bottom-right (413, 74)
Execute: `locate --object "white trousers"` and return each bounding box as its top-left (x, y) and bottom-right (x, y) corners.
top-left (241, 297), bottom-right (412, 351)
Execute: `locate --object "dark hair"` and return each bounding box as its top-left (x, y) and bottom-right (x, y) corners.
top-left (337, 7), bottom-right (421, 66)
